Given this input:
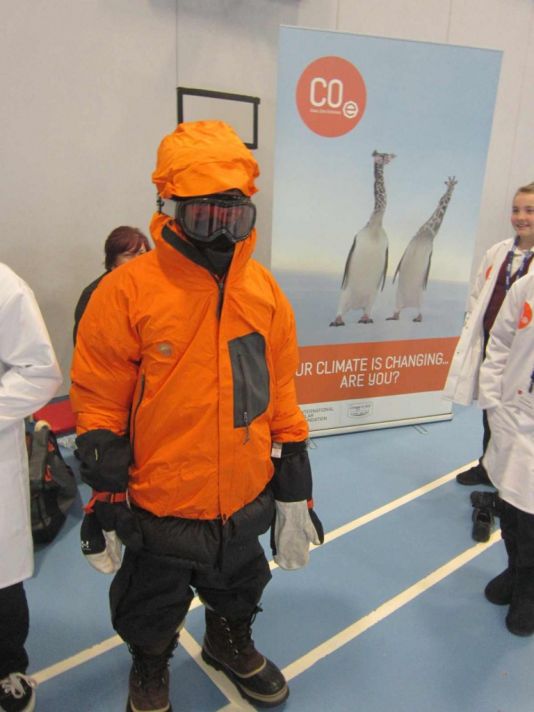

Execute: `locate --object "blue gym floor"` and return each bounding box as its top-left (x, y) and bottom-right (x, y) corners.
top-left (25, 404), bottom-right (534, 711)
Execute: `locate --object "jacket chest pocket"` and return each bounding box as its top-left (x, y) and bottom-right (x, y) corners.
top-left (228, 332), bottom-right (270, 428)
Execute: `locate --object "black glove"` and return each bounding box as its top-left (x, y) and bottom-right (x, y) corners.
top-left (80, 491), bottom-right (142, 574)
top-left (76, 429), bottom-right (131, 492)
top-left (270, 441), bottom-right (324, 570)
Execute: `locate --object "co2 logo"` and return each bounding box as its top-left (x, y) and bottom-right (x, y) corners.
top-left (296, 56), bottom-right (367, 137)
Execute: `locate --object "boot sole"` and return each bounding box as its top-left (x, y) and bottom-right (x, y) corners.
top-left (456, 468), bottom-right (491, 486)
top-left (201, 648), bottom-right (289, 708)
top-left (505, 618), bottom-right (534, 637)
top-left (485, 591), bottom-right (512, 606)
top-left (126, 698), bottom-right (172, 712)
top-left (484, 570), bottom-right (514, 606)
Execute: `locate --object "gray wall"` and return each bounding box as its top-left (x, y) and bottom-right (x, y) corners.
top-left (1, 0), bottom-right (533, 392)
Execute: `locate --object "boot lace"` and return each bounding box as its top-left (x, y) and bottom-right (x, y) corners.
top-left (222, 606), bottom-right (261, 657)
top-left (129, 639), bottom-right (177, 688)
top-left (0, 672), bottom-right (36, 698)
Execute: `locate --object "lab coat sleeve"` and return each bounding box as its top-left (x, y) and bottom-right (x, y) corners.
top-left (0, 269), bottom-right (62, 431)
top-left (466, 248), bottom-right (492, 318)
top-left (478, 282), bottom-right (520, 411)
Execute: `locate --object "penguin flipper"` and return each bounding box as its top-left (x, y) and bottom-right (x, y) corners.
top-left (341, 236), bottom-right (357, 289)
top-left (423, 251), bottom-right (433, 290)
top-left (380, 246), bottom-right (389, 291)
top-left (392, 252), bottom-right (404, 284)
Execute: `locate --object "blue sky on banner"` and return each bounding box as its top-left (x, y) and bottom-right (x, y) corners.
top-left (272, 27), bottom-right (502, 282)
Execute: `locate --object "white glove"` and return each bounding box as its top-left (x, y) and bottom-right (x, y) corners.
top-left (272, 500), bottom-right (324, 570)
top-left (80, 512), bottom-right (123, 573)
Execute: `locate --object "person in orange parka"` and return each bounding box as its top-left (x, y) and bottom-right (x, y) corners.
top-left (70, 120), bottom-right (323, 712)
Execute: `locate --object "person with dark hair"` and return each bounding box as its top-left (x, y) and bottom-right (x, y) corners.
top-left (0, 263), bottom-right (62, 712)
top-left (71, 120), bottom-right (323, 712)
top-left (73, 226), bottom-right (150, 342)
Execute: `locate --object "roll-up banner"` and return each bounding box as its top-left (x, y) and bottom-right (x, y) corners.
top-left (271, 27), bottom-right (502, 435)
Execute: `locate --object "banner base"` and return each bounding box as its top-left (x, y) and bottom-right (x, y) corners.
top-left (308, 411), bottom-right (453, 438)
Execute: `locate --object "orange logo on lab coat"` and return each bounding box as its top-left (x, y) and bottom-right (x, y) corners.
top-left (518, 301), bottom-right (532, 329)
top-left (485, 265), bottom-right (493, 280)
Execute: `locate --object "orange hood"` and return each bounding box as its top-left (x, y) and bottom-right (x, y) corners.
top-left (152, 120), bottom-right (259, 199)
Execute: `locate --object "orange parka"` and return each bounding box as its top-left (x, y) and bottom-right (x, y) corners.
top-left (70, 210), bottom-right (308, 522)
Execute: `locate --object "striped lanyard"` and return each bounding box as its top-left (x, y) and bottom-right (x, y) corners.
top-left (505, 236), bottom-right (533, 291)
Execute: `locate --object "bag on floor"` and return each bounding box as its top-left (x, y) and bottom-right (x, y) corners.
top-left (26, 420), bottom-right (77, 545)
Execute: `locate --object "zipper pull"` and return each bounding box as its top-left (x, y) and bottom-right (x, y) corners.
top-left (216, 277), bottom-right (225, 318)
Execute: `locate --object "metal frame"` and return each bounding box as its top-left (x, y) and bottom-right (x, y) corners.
top-left (177, 86), bottom-right (260, 149)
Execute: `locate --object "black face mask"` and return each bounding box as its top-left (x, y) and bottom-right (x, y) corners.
top-left (189, 234), bottom-right (235, 276)
top-left (190, 233), bottom-right (235, 253)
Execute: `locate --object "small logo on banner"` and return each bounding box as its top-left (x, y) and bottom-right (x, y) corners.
top-left (296, 56), bottom-right (367, 137)
top-left (518, 301), bottom-right (532, 329)
top-left (347, 403), bottom-right (373, 419)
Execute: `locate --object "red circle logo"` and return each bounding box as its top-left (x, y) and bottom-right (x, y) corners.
top-left (518, 301), bottom-right (532, 329)
top-left (296, 56), bottom-right (367, 137)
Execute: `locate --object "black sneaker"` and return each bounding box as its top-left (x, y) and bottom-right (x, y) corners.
top-left (0, 673), bottom-right (36, 712)
top-left (456, 463), bottom-right (491, 486)
top-left (472, 507), bottom-right (493, 542)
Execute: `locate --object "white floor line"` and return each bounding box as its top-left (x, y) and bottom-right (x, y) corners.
top-left (282, 530), bottom-right (501, 681)
top-left (179, 628), bottom-right (254, 709)
top-left (32, 461), bottom-right (478, 685)
top-left (215, 530), bottom-right (502, 712)
top-left (269, 459), bottom-right (478, 570)
top-left (32, 635), bottom-right (123, 685)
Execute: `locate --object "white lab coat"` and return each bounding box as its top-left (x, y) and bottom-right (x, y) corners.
top-left (479, 273), bottom-right (534, 514)
top-left (0, 264), bottom-right (62, 588)
top-left (443, 238), bottom-right (534, 405)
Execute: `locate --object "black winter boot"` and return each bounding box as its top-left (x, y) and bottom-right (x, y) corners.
top-left (485, 504), bottom-right (516, 606)
top-left (202, 608), bottom-right (289, 708)
top-left (485, 568), bottom-right (515, 605)
top-left (506, 567), bottom-right (534, 637)
top-left (126, 636), bottom-right (177, 712)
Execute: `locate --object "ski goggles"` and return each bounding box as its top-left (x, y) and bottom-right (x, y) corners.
top-left (174, 193), bottom-right (256, 243)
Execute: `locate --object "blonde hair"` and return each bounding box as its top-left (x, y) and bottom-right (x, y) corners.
top-left (515, 182), bottom-right (534, 196)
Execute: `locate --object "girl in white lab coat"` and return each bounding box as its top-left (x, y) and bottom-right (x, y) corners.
top-left (444, 183), bottom-right (534, 485)
top-left (0, 264), bottom-right (62, 711)
top-left (479, 269), bottom-right (534, 635)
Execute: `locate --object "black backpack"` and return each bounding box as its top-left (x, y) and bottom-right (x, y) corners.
top-left (26, 421), bottom-right (77, 545)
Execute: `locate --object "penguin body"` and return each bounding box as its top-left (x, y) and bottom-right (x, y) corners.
top-left (330, 150), bottom-right (395, 326)
top-left (387, 177), bottom-right (457, 322)
top-left (393, 229), bottom-right (433, 311)
top-left (335, 223), bottom-right (388, 322)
